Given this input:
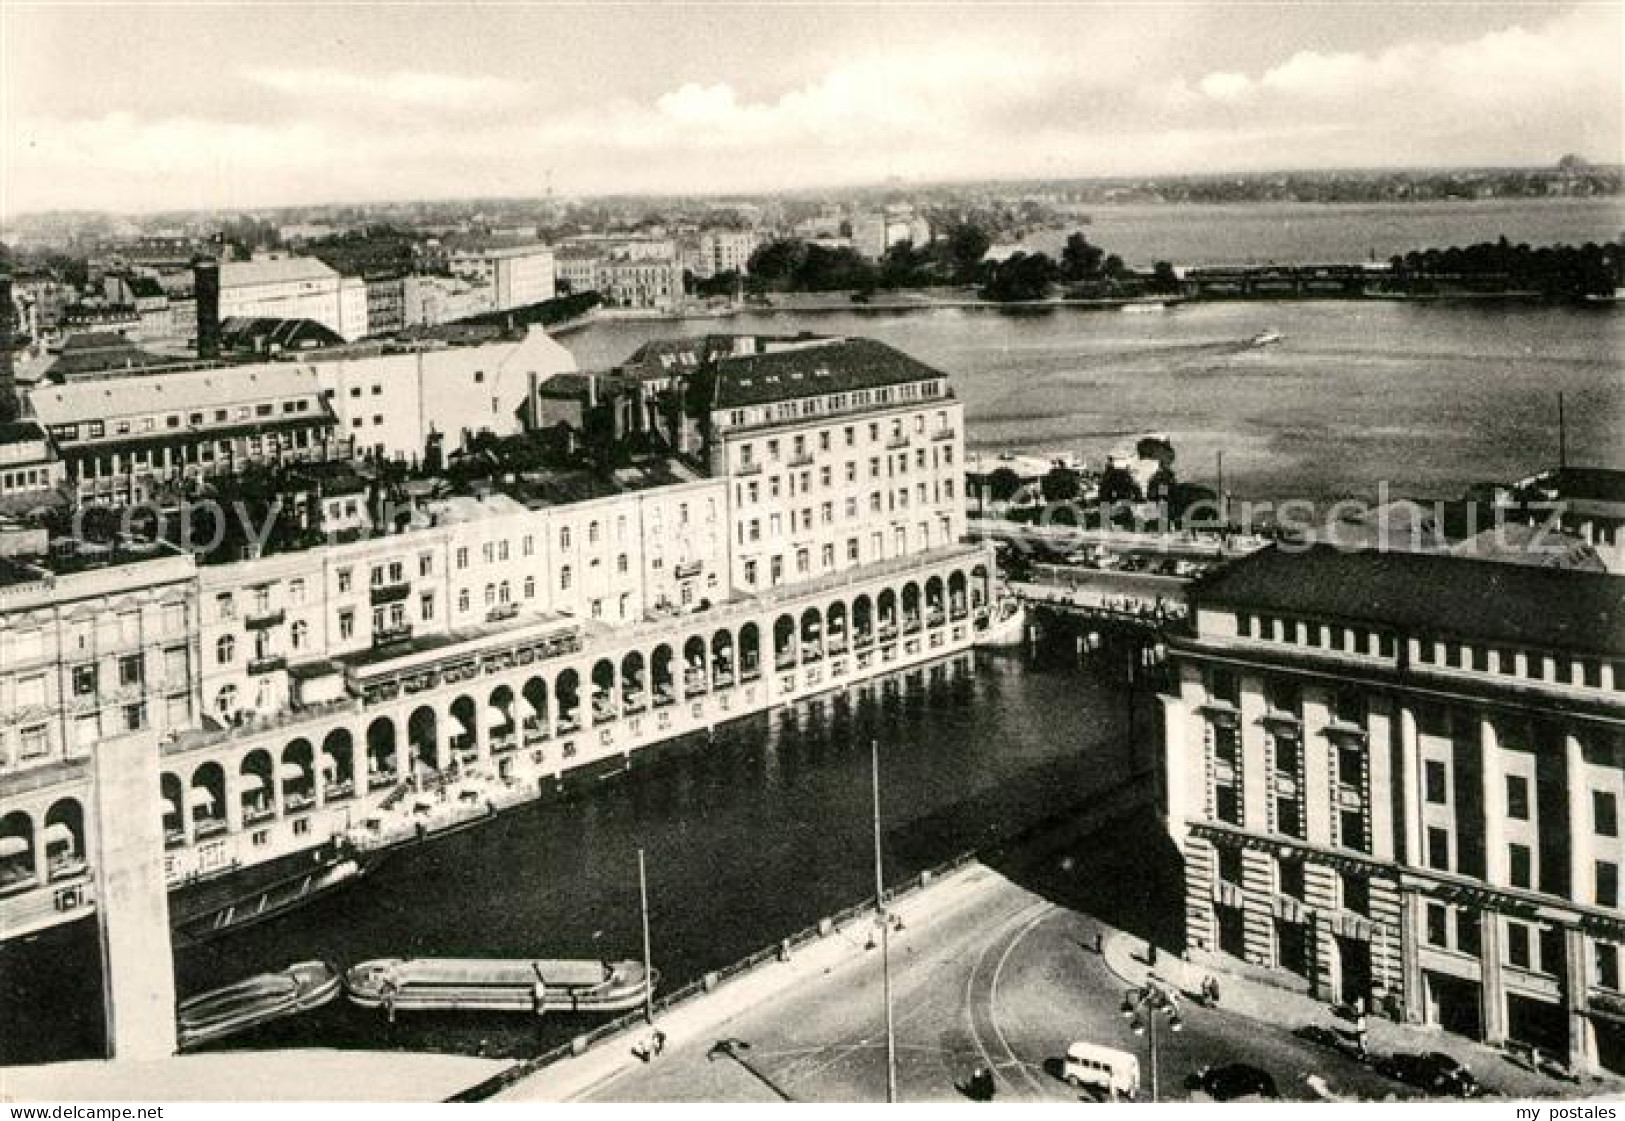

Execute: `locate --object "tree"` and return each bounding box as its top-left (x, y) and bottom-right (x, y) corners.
top-left (1040, 465), bottom-right (1083, 502)
top-left (1149, 261), bottom-right (1180, 295)
top-left (1060, 232), bottom-right (1104, 281)
top-left (986, 467), bottom-right (1024, 503)
top-left (980, 252), bottom-right (1058, 302)
top-left (940, 223), bottom-right (992, 283)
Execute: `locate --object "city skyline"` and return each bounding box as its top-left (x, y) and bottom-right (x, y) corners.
top-left (3, 1), bottom-right (1622, 217)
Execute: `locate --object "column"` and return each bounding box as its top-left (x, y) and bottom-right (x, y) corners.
top-left (224, 771), bottom-right (243, 833)
top-left (1401, 891), bottom-right (1426, 1025)
top-left (92, 730), bottom-right (178, 1059)
top-left (1159, 693), bottom-right (1189, 841)
top-left (1565, 734), bottom-right (1593, 905)
top-left (1367, 697), bottom-right (1395, 861)
top-left (1481, 717), bottom-right (1506, 886)
top-left (1398, 705), bottom-right (1423, 867)
top-left (1564, 925), bottom-right (1595, 1074)
top-left (1479, 911), bottom-right (1507, 1045)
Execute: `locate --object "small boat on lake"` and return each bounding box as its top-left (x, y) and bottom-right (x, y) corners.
top-left (343, 957), bottom-right (654, 1016)
top-left (1249, 329), bottom-right (1283, 347)
top-left (177, 960), bottom-right (341, 1049)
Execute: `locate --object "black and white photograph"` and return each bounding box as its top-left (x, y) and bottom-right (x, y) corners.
top-left (0, 0), bottom-right (1621, 1107)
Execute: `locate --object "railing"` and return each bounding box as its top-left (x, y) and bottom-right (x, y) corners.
top-left (248, 655), bottom-right (286, 675)
top-left (245, 608), bottom-right (286, 630)
top-left (932, 427), bottom-right (956, 441)
top-left (787, 452), bottom-right (815, 468)
top-left (369, 581), bottom-right (411, 606)
top-left (733, 461), bottom-right (763, 477)
top-left (373, 623), bottom-right (414, 646)
top-left (886, 433), bottom-right (910, 449)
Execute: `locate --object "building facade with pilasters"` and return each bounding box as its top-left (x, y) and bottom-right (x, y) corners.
top-left (1162, 545), bottom-right (1625, 1075)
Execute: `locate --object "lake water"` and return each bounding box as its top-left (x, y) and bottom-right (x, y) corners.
top-left (566, 299), bottom-right (1623, 505)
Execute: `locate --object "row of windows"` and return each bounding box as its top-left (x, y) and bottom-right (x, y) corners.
top-left (1236, 612), bottom-right (1396, 658)
top-left (1422, 761), bottom-right (1618, 838)
top-left (0, 465), bottom-right (56, 494)
top-left (733, 409), bottom-right (952, 465)
top-left (1212, 849), bottom-right (1373, 916)
top-left (3, 607), bottom-right (190, 667)
top-left (738, 483), bottom-right (956, 543)
top-left (1423, 902), bottom-right (1621, 989)
top-left (740, 520), bottom-right (949, 586)
top-left (724, 381), bottom-right (947, 431)
top-left (1416, 639), bottom-right (1623, 692)
top-left (736, 446), bottom-right (957, 505)
top-left (51, 398), bottom-right (314, 442)
top-left (77, 427), bottom-right (324, 478)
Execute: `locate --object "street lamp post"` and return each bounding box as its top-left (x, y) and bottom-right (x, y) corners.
top-left (1121, 977), bottom-right (1183, 1102)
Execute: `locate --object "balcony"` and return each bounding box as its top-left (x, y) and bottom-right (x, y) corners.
top-left (788, 452), bottom-right (815, 468)
top-left (886, 434), bottom-right (910, 449)
top-left (932, 427), bottom-right (956, 441)
top-left (487, 604), bottom-right (519, 623)
top-left (373, 623), bottom-right (414, 647)
top-left (734, 461), bottom-right (763, 477)
top-left (370, 580), bottom-right (411, 606)
top-left (245, 608), bottom-right (286, 630)
top-left (674, 561), bottom-right (703, 579)
top-left (247, 655), bottom-right (287, 675)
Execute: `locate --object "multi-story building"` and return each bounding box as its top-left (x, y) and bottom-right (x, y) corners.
top-left (401, 273), bottom-right (494, 328)
top-left (0, 422), bottom-right (66, 506)
top-left (706, 336), bottom-right (965, 595)
top-left (307, 326), bottom-right (577, 463)
top-left (0, 538), bottom-right (198, 937)
top-left (29, 364), bottom-right (341, 503)
top-left (697, 230), bottom-right (761, 278)
top-left (363, 276), bottom-right (406, 338)
top-left (1162, 545), bottom-right (1625, 1075)
top-left (219, 256), bottom-right (368, 341)
top-left (447, 243), bottom-right (556, 311)
top-left (596, 257), bottom-right (684, 311)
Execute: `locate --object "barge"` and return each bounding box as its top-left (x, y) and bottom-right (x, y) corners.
top-left (344, 957), bottom-right (654, 1016)
top-left (177, 960), bottom-right (341, 1049)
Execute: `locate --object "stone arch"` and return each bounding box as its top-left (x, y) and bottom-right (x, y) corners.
top-left (190, 761), bottom-right (227, 834)
top-left (925, 575), bottom-right (945, 624)
top-left (592, 658), bottom-right (619, 722)
top-left (902, 581), bottom-right (922, 631)
top-left (739, 623), bottom-right (762, 680)
top-left (826, 601), bottom-right (849, 653)
top-left (555, 668), bottom-right (582, 731)
top-left (949, 570), bottom-right (968, 618)
top-left (651, 646), bottom-right (675, 707)
top-left (280, 738), bottom-right (316, 812)
top-left (774, 614), bottom-right (797, 669)
top-left (43, 798), bottom-right (85, 881)
top-left (800, 608), bottom-right (823, 662)
top-left (877, 588), bottom-right (899, 638)
top-left (522, 676), bottom-right (550, 739)
top-left (853, 594), bottom-right (874, 646)
top-left (240, 748), bottom-right (276, 824)
top-left (367, 716), bottom-right (399, 786)
top-left (322, 727), bottom-right (355, 800)
top-left (449, 695), bottom-right (478, 765)
top-left (160, 772), bottom-right (185, 845)
top-left (711, 629), bottom-right (734, 688)
top-left (971, 563), bottom-right (991, 610)
top-left (0, 810), bottom-right (35, 890)
top-left (620, 652), bottom-right (646, 713)
top-left (489, 683), bottom-right (517, 751)
top-left (408, 705), bottom-right (439, 773)
top-left (683, 635), bottom-right (709, 695)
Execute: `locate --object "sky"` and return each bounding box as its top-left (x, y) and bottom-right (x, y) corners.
top-left (2, 1), bottom-right (1622, 216)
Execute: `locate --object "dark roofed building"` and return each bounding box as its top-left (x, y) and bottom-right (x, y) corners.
top-left (709, 336), bottom-right (949, 410)
top-left (1192, 543), bottom-right (1624, 656)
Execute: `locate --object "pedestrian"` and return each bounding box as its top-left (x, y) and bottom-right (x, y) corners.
top-left (1353, 1011), bottom-right (1369, 1060)
top-left (1095, 930), bottom-right (1105, 955)
top-left (1147, 942), bottom-right (1157, 968)
top-left (653, 1029), bottom-right (668, 1057)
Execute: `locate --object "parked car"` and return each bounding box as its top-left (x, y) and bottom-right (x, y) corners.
top-left (1187, 1063), bottom-right (1279, 1101)
top-left (1375, 1051), bottom-right (1481, 1097)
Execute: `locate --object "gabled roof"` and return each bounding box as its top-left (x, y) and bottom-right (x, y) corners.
top-left (710, 337), bottom-right (948, 409)
top-left (1193, 543), bottom-right (1625, 656)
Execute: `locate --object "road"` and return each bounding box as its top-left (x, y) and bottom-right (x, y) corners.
top-left (577, 866), bottom-right (1510, 1103)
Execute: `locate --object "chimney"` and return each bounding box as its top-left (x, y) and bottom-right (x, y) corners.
top-left (0, 273), bottom-right (16, 423)
top-left (193, 257), bottom-right (221, 361)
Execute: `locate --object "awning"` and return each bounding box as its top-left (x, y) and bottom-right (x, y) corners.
top-left (0, 836), bottom-right (29, 858)
top-left (239, 771), bottom-right (268, 793)
top-left (163, 793), bottom-right (182, 816)
top-left (487, 709), bottom-right (510, 731)
top-left (43, 822), bottom-right (76, 849)
top-left (187, 786), bottom-right (217, 810)
top-left (319, 755), bottom-right (341, 776)
top-left (277, 761), bottom-right (308, 782)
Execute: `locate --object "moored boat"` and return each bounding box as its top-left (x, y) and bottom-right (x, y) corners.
top-left (975, 598), bottom-right (1028, 649)
top-left (172, 855), bottom-right (376, 945)
top-left (177, 960), bottom-right (341, 1049)
top-left (1249, 329), bottom-right (1283, 347)
top-left (344, 957), bottom-right (654, 1016)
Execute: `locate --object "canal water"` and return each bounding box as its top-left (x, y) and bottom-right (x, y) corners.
top-left (1, 642), bottom-right (1150, 1065)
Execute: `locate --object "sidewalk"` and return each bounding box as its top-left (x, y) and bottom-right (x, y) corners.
top-left (1100, 929), bottom-right (1622, 1100)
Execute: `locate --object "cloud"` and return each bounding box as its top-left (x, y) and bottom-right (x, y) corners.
top-left (244, 67), bottom-right (531, 112)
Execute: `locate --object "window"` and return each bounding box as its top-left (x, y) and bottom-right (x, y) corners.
top-left (1598, 861), bottom-right (1619, 909)
top-left (560, 527), bottom-right (572, 550)
top-left (1341, 871), bottom-right (1369, 916)
top-left (1506, 775), bottom-right (1530, 820)
top-left (217, 592), bottom-right (236, 620)
top-left (1278, 859), bottom-right (1305, 900)
top-left (1427, 826), bottom-right (1451, 871)
top-left (291, 620), bottom-right (308, 650)
top-left (1507, 921), bottom-right (1531, 969)
top-left (122, 702), bottom-right (146, 732)
top-left (421, 592), bottom-right (435, 620)
top-left (337, 568), bottom-right (353, 594)
top-left (1509, 843), bottom-right (1532, 889)
top-left (216, 635), bottom-right (235, 664)
top-left (1597, 791), bottom-right (1619, 837)
top-left (1425, 760), bottom-right (1448, 804)
top-left (1426, 902), bottom-right (1449, 947)
top-left (290, 578), bottom-right (307, 604)
top-left (72, 664), bottom-right (98, 696)
top-left (560, 566), bottom-right (572, 591)
top-left (617, 554), bottom-right (629, 575)
top-left (457, 589), bottom-right (470, 613)
top-left (1599, 943), bottom-right (1621, 991)
top-left (1217, 847), bottom-right (1243, 886)
top-left (744, 560), bottom-right (758, 586)
top-left (338, 610), bottom-right (355, 640)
